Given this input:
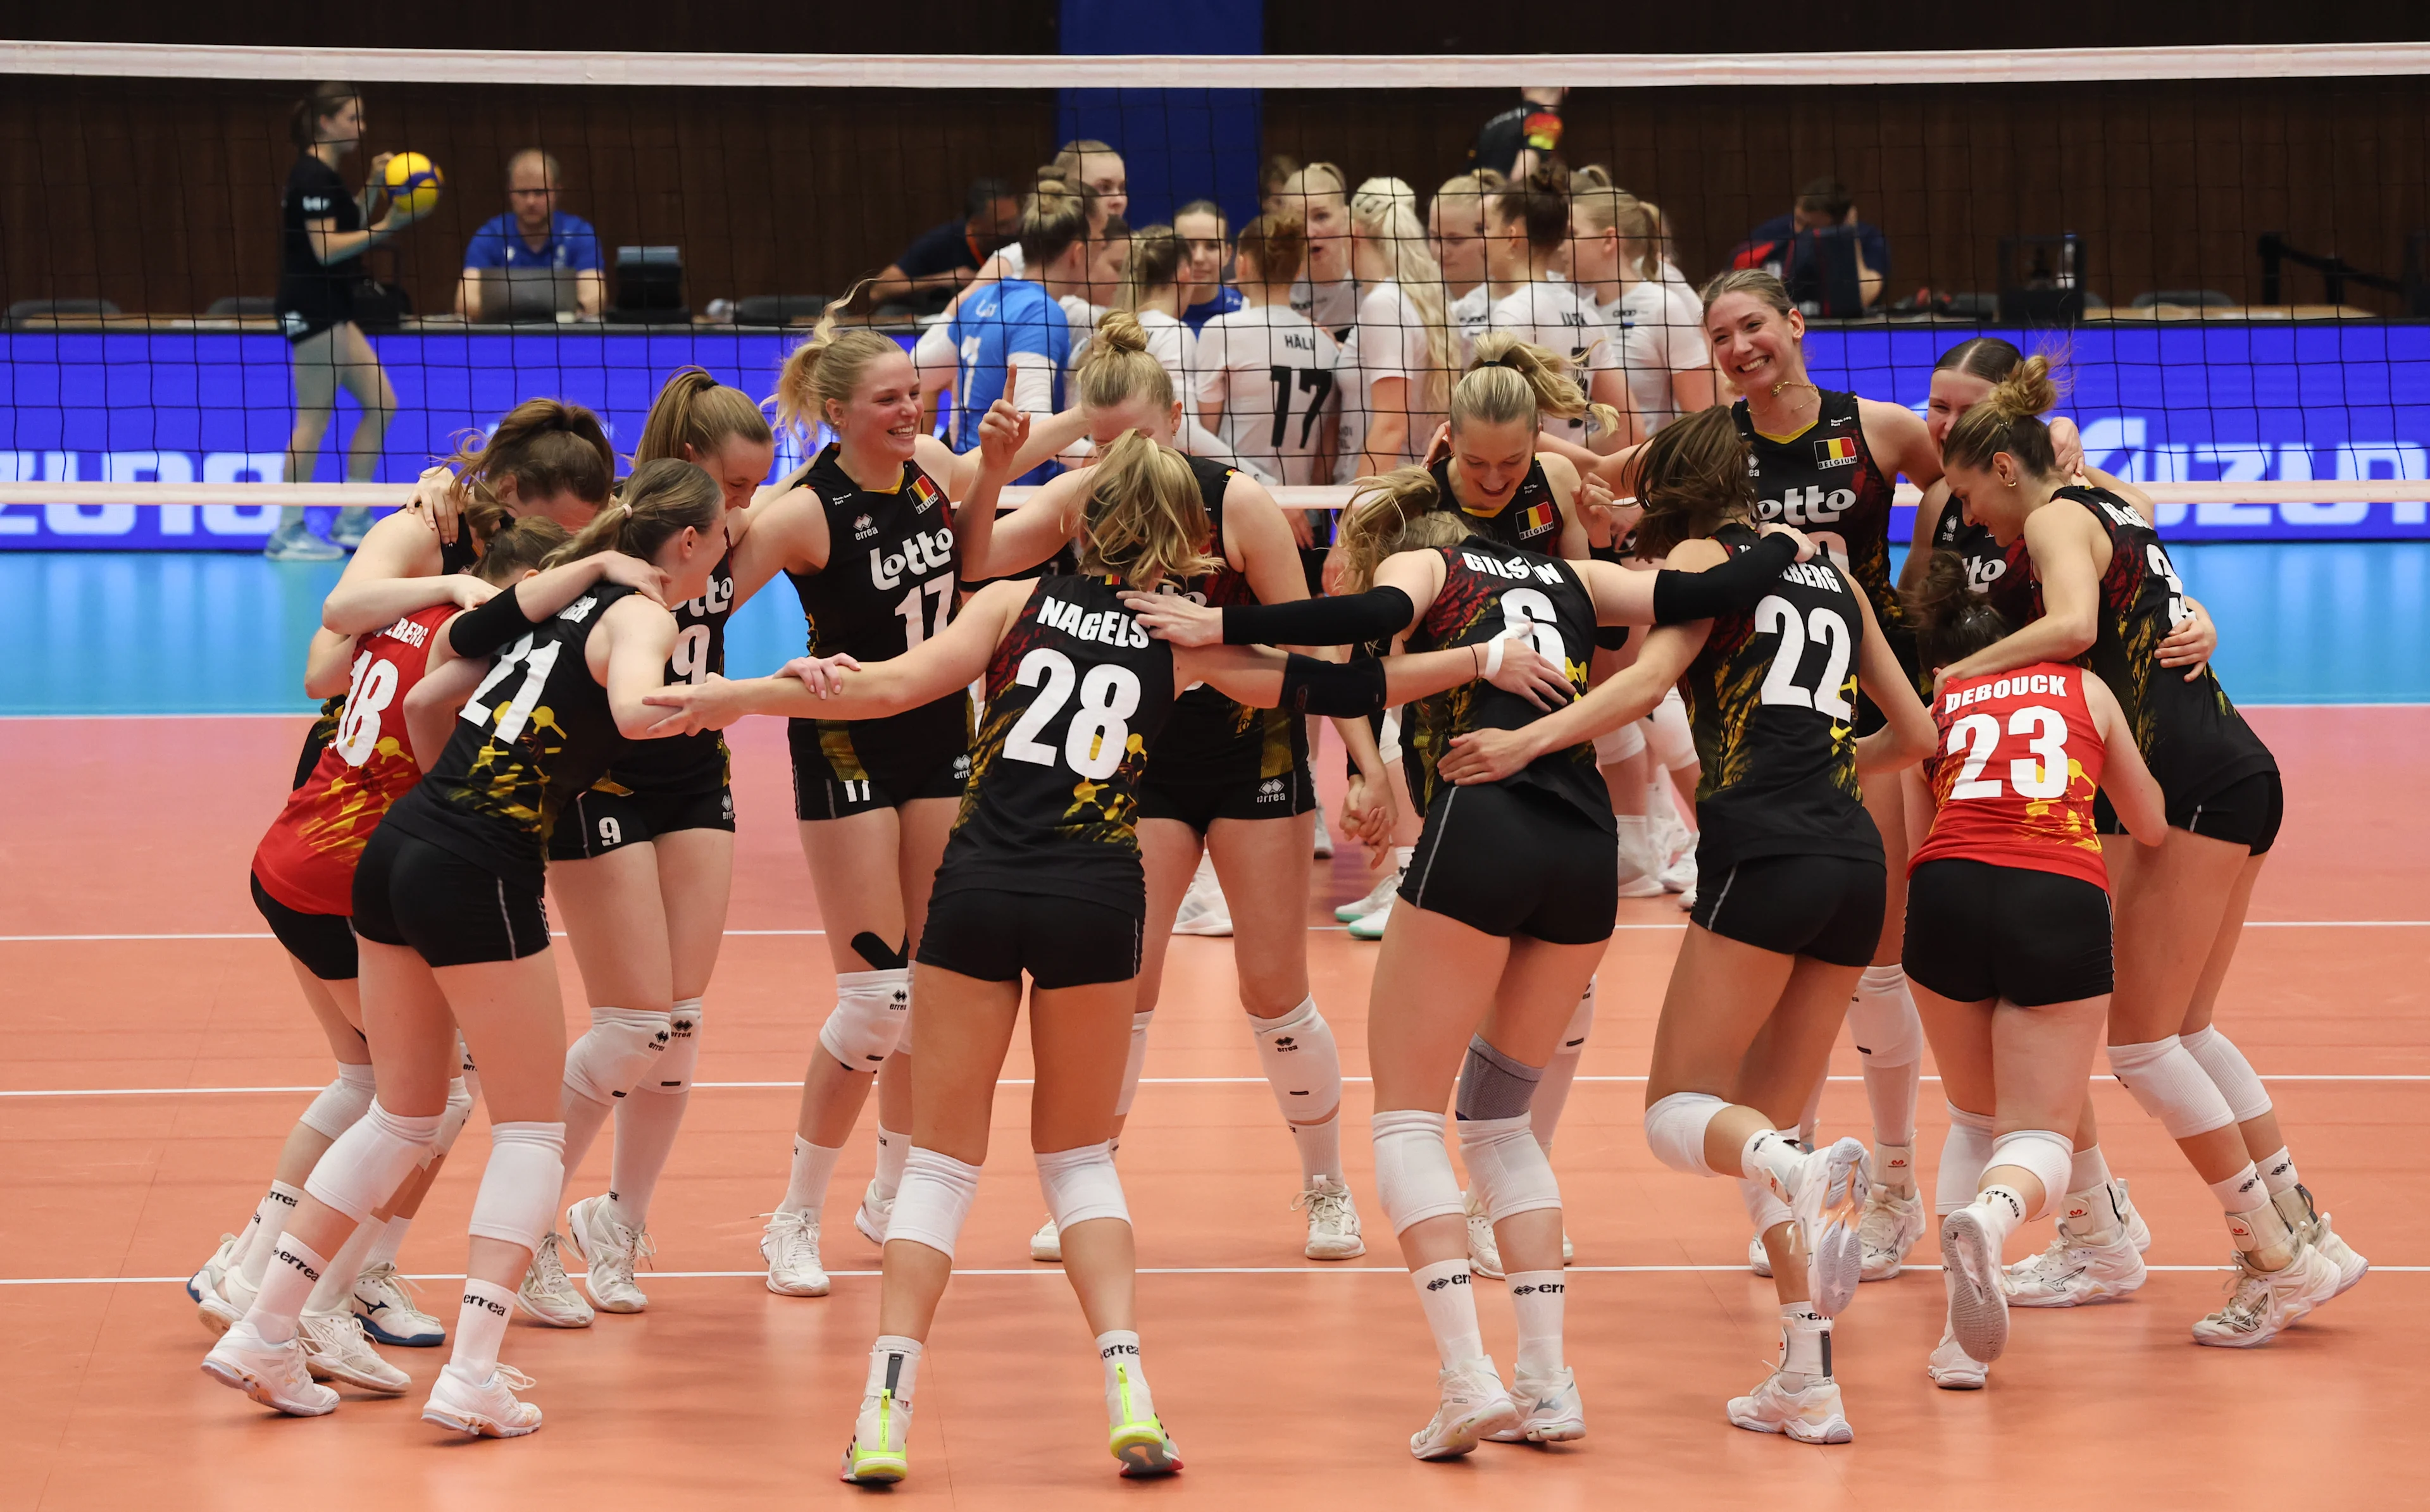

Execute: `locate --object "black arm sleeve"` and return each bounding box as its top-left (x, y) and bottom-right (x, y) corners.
top-left (1652, 531), bottom-right (1800, 623)
top-left (1278, 653), bottom-right (1391, 718)
top-left (447, 584), bottom-right (542, 659)
top-left (1221, 586), bottom-right (1415, 646)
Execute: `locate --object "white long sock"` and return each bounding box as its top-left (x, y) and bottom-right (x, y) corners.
top-left (1741, 1128), bottom-right (1808, 1196)
top-left (558, 1089), bottom-right (616, 1195)
top-left (452, 1278), bottom-right (516, 1379)
top-left (246, 1231), bottom-right (332, 1346)
top-left (1779, 1304), bottom-right (1833, 1385)
top-left (1873, 1139), bottom-right (1916, 1197)
top-left (1098, 1329), bottom-right (1156, 1424)
top-left (2257, 1146), bottom-right (2300, 1198)
top-left (867, 1334), bottom-right (923, 1403)
top-left (304, 1218), bottom-right (380, 1313)
top-left (1972, 1186), bottom-right (2027, 1249)
top-left (236, 1181), bottom-right (308, 1288)
top-left (610, 1088), bottom-right (689, 1227)
top-left (1249, 998), bottom-right (1343, 1186)
top-left (782, 1136), bottom-right (843, 1217)
top-left (2070, 1143), bottom-right (2114, 1195)
top-left (1507, 1270), bottom-right (1566, 1379)
top-left (364, 1215), bottom-right (409, 1271)
top-left (1409, 1258), bottom-right (1485, 1368)
top-left (872, 1125), bottom-right (912, 1205)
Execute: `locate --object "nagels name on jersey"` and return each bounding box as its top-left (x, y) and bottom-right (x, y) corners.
top-left (869, 527), bottom-right (955, 590)
top-left (1461, 549), bottom-right (1566, 585)
top-left (1759, 483), bottom-right (1854, 527)
top-left (1038, 593), bottom-right (1151, 649)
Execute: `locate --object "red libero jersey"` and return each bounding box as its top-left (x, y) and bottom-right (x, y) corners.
top-left (1911, 661), bottom-right (2109, 889)
top-left (251, 605), bottom-right (455, 915)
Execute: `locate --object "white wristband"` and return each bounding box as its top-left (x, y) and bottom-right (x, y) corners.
top-left (1483, 638), bottom-right (1505, 677)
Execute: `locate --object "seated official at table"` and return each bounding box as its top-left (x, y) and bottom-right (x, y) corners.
top-left (454, 147), bottom-right (606, 319)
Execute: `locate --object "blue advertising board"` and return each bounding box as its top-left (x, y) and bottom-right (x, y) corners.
top-left (4, 324), bottom-right (2427, 547)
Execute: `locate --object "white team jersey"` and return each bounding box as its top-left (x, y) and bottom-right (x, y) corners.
top-left (1452, 282), bottom-right (1621, 446)
top-left (1333, 280), bottom-right (1440, 479)
top-left (1289, 276), bottom-right (1361, 333)
top-left (1194, 304), bottom-right (1343, 487)
top-left (1600, 280), bottom-right (1710, 433)
top-left (1135, 308), bottom-right (1197, 401)
top-left (1061, 295), bottom-right (1108, 371)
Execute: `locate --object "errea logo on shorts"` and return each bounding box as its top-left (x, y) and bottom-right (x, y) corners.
top-left (1256, 777), bottom-right (1288, 803)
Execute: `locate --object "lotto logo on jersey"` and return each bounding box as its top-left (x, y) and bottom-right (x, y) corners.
top-left (1966, 555), bottom-right (2007, 593)
top-left (1038, 595), bottom-right (1151, 649)
top-left (683, 573), bottom-right (736, 619)
top-left (1758, 485), bottom-right (1855, 526)
top-left (868, 528), bottom-right (954, 590)
top-left (1813, 436), bottom-right (1859, 469)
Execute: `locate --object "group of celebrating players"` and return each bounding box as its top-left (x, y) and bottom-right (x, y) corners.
top-left (185, 153), bottom-right (2367, 1483)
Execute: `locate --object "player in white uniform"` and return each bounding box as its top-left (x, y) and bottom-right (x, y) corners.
top-left (1195, 213), bottom-right (1343, 487)
top-left (1061, 215), bottom-right (1131, 373)
top-left (1279, 163), bottom-right (1360, 334)
top-left (1428, 170), bottom-right (1501, 306)
top-left (1341, 178), bottom-right (1453, 480)
top-left (1570, 166), bottom-right (1714, 433)
top-left (1448, 165), bottom-right (1633, 454)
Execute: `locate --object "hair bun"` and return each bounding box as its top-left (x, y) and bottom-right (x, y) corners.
top-left (1094, 309), bottom-right (1148, 353)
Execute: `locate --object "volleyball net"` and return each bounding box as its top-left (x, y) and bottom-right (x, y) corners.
top-left (3, 40), bottom-right (2428, 545)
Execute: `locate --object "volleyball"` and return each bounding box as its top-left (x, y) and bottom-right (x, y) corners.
top-left (382, 151), bottom-right (444, 215)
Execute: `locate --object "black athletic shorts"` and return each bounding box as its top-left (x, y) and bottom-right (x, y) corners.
top-left (351, 822), bottom-right (551, 968)
top-left (1854, 624), bottom-right (1922, 738)
top-left (917, 888), bottom-right (1144, 989)
top-left (1137, 760), bottom-right (1318, 833)
top-left (547, 783), bottom-right (736, 861)
top-left (1692, 852), bottom-right (1886, 967)
top-left (1400, 782), bottom-right (1618, 945)
top-left (1902, 857), bottom-right (2114, 1007)
top-left (789, 721), bottom-right (971, 821)
top-left (2095, 767), bottom-right (2282, 855)
top-left (249, 869), bottom-right (358, 982)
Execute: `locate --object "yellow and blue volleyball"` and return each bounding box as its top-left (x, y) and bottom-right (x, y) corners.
top-left (382, 152), bottom-right (444, 215)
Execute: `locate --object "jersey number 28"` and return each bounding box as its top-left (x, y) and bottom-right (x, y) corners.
top-left (1004, 647), bottom-right (1141, 780)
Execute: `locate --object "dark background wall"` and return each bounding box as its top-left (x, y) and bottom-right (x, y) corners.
top-left (2, 3), bottom-right (2424, 315)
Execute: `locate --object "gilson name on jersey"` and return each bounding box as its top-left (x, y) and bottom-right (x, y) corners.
top-left (1757, 484), bottom-right (1854, 526)
top-left (1039, 595), bottom-right (1152, 649)
top-left (1944, 671), bottom-right (2069, 714)
top-left (869, 527), bottom-right (955, 590)
top-left (1461, 550), bottom-right (1565, 585)
top-left (1776, 559), bottom-right (1845, 594)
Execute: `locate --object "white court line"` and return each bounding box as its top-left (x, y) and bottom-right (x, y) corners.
top-left (6, 1072), bottom-right (2427, 1100)
top-left (8, 919), bottom-right (2425, 943)
top-left (7, 1265), bottom-right (2426, 1287)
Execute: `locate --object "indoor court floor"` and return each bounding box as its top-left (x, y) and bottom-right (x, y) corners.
top-left (3, 546), bottom-right (2424, 1508)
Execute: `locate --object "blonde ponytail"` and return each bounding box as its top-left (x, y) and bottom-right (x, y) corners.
top-left (1332, 468), bottom-right (1472, 593)
top-left (1456, 333), bottom-right (1621, 440)
top-left (773, 283), bottom-right (902, 438)
top-left (1078, 430), bottom-right (1219, 586)
top-left (1941, 353), bottom-right (2067, 478)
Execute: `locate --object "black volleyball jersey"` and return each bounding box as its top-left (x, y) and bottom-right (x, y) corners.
top-left (295, 695), bottom-right (346, 790)
top-left (1427, 455), bottom-right (1565, 555)
top-left (1733, 390), bottom-right (1905, 641)
top-left (1143, 455), bottom-right (1307, 787)
top-left (1681, 523), bottom-right (1880, 873)
top-left (382, 584), bottom-right (640, 891)
top-left (1929, 492), bottom-right (2034, 628)
top-left (1400, 539), bottom-right (1609, 828)
top-left (591, 547), bottom-right (735, 793)
top-left (787, 445), bottom-right (971, 784)
top-left (277, 156), bottom-right (361, 328)
top-left (2040, 486), bottom-right (2276, 805)
top-left (935, 576), bottom-right (1178, 914)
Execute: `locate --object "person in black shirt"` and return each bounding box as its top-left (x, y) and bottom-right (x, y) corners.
top-left (269, 82), bottom-right (432, 562)
top-left (1730, 178), bottom-right (1889, 315)
top-left (1468, 89), bottom-right (1565, 180)
top-left (866, 178), bottom-right (1023, 313)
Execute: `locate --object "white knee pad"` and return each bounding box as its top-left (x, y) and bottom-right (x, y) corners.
top-left (1115, 1010), bottom-right (1153, 1118)
top-left (1593, 719), bottom-right (1647, 767)
top-left (1847, 965), bottom-right (1924, 1067)
top-left (1037, 1141), bottom-right (1130, 1230)
top-left (433, 1077), bottom-right (476, 1158)
top-left (1371, 1108), bottom-right (1464, 1236)
top-left (1650, 688), bottom-right (1697, 770)
top-left (564, 1007), bottom-right (673, 1106)
top-left (1988, 1129), bottom-right (2076, 1222)
top-left (2179, 1026), bottom-right (2272, 1124)
top-left (1738, 1175), bottom-right (1792, 1232)
top-left (1642, 1091), bottom-right (1727, 1177)
top-left (890, 1146), bottom-right (982, 1259)
top-left (1249, 997), bottom-right (1342, 1126)
top-left (2107, 1037), bottom-right (2237, 1140)
top-left (298, 1063), bottom-right (379, 1140)
top-left (1457, 1113), bottom-right (1562, 1223)
top-left (648, 998), bottom-right (704, 1094)
top-left (1937, 1103), bottom-right (1997, 1216)
top-left (304, 1100), bottom-right (442, 1223)
top-left (466, 1120), bottom-right (568, 1249)
top-left (818, 969), bottom-right (913, 1071)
